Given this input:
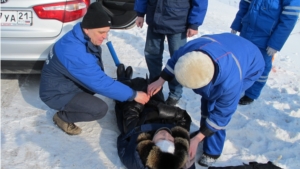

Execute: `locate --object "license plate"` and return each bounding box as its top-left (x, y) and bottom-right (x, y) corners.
top-left (0, 11), bottom-right (32, 26)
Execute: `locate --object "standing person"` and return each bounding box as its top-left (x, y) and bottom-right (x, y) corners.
top-left (39, 2), bottom-right (149, 135)
top-left (231, 0), bottom-right (300, 105)
top-left (147, 33), bottom-right (265, 167)
top-left (134, 0), bottom-right (208, 106)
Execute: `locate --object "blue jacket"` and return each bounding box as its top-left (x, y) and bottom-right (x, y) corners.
top-left (160, 33), bottom-right (265, 133)
top-left (134, 0), bottom-right (208, 34)
top-left (231, 0), bottom-right (300, 51)
top-left (39, 23), bottom-right (135, 110)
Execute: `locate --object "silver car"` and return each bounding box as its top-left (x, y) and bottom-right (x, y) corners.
top-left (1, 0), bottom-right (137, 74)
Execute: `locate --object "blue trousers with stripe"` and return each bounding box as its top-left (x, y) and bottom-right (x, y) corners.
top-left (200, 115), bottom-right (226, 156)
top-left (245, 48), bottom-right (273, 99)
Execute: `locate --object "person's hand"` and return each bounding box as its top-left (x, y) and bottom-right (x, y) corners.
top-left (134, 91), bottom-right (150, 104)
top-left (189, 133), bottom-right (205, 160)
top-left (135, 17), bottom-right (144, 28)
top-left (147, 77), bottom-right (165, 96)
top-left (266, 46), bottom-right (277, 56)
top-left (187, 28), bottom-right (198, 37)
top-left (231, 29), bottom-right (237, 34)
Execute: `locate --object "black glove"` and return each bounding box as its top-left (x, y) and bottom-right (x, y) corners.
top-left (117, 64), bottom-right (132, 81)
top-left (208, 161), bottom-right (282, 169)
top-left (157, 103), bottom-right (185, 120)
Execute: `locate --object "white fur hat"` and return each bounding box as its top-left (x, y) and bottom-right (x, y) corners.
top-left (174, 51), bottom-right (215, 89)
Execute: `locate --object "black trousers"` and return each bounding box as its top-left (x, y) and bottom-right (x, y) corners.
top-left (57, 92), bottom-right (108, 123)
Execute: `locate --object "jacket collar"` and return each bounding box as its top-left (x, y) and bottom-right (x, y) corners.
top-left (73, 23), bottom-right (100, 53)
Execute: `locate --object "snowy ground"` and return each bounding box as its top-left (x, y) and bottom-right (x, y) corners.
top-left (1, 0), bottom-right (300, 168)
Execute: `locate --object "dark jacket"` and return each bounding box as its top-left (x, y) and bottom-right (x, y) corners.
top-left (115, 76), bottom-right (193, 169)
top-left (134, 0), bottom-right (208, 34)
top-left (39, 23), bottom-right (135, 110)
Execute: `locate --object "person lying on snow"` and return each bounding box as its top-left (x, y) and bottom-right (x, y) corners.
top-left (114, 64), bottom-right (195, 169)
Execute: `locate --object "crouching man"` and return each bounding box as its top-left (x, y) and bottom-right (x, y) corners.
top-left (115, 64), bottom-right (194, 169)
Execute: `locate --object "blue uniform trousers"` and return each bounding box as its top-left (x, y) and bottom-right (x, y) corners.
top-left (245, 48), bottom-right (273, 99)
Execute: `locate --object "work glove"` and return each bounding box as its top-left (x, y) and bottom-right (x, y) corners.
top-left (266, 46), bottom-right (277, 56)
top-left (231, 29), bottom-right (237, 34)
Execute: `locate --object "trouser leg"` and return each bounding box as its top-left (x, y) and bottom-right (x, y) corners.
top-left (144, 26), bottom-right (165, 81)
top-left (166, 32), bottom-right (187, 99)
top-left (58, 92), bottom-right (108, 123)
top-left (203, 129), bottom-right (225, 156)
top-left (245, 49), bottom-right (273, 99)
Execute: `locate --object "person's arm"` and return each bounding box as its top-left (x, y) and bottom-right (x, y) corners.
top-left (55, 46), bottom-right (139, 102)
top-left (267, 0), bottom-right (300, 51)
top-left (189, 88), bottom-right (241, 159)
top-left (186, 0), bottom-right (208, 37)
top-left (187, 0), bottom-right (208, 31)
top-left (148, 39), bottom-right (205, 96)
top-left (147, 77), bottom-right (165, 96)
top-left (230, 0), bottom-right (251, 32)
top-left (189, 132), bottom-right (205, 159)
top-left (134, 0), bottom-right (147, 18)
top-left (134, 0), bottom-right (147, 28)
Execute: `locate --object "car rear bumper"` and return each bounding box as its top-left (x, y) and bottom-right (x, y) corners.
top-left (1, 61), bottom-right (45, 74)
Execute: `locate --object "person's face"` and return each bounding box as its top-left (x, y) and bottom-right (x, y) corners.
top-left (152, 129), bottom-right (175, 143)
top-left (83, 27), bottom-right (110, 46)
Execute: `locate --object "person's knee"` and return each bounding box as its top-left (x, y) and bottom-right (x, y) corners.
top-left (94, 102), bottom-right (108, 120)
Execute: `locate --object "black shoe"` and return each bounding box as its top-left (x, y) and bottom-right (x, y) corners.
top-left (165, 97), bottom-right (179, 106)
top-left (239, 95), bottom-right (254, 105)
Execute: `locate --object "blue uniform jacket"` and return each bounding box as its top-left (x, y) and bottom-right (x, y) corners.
top-left (134, 0), bottom-right (208, 34)
top-left (160, 33), bottom-right (265, 133)
top-left (231, 0), bottom-right (300, 51)
top-left (39, 23), bottom-right (135, 110)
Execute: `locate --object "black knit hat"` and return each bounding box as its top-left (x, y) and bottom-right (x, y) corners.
top-left (81, 2), bottom-right (111, 29)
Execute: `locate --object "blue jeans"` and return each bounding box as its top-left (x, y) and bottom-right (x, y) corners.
top-left (144, 26), bottom-right (187, 99)
top-left (245, 48), bottom-right (273, 99)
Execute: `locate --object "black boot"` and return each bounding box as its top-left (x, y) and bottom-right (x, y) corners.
top-left (239, 95), bottom-right (254, 105)
top-left (166, 96), bottom-right (179, 106)
top-left (125, 66), bottom-right (133, 79)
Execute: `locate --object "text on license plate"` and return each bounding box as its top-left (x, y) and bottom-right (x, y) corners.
top-left (0, 11), bottom-right (32, 26)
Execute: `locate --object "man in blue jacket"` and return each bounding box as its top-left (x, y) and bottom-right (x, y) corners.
top-left (134, 0), bottom-right (208, 106)
top-left (39, 2), bottom-right (149, 135)
top-left (231, 0), bottom-right (300, 105)
top-left (147, 33), bottom-right (265, 167)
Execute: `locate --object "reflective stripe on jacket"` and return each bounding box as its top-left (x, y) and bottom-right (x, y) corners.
top-left (162, 33), bottom-right (265, 132)
top-left (231, 0), bottom-right (300, 51)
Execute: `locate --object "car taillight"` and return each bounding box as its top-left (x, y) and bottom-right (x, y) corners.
top-left (33, 0), bottom-right (87, 23)
top-left (82, 0), bottom-right (90, 7)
